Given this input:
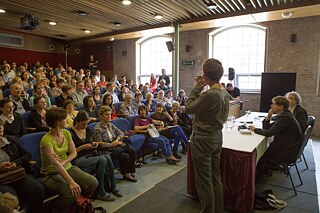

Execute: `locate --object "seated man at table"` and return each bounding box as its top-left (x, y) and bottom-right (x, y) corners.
top-left (248, 96), bottom-right (303, 176)
top-left (226, 83), bottom-right (240, 100)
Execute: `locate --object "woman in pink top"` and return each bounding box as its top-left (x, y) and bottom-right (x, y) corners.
top-left (149, 73), bottom-right (157, 93)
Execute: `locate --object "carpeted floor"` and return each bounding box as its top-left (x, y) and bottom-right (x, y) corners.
top-left (115, 142), bottom-right (318, 213)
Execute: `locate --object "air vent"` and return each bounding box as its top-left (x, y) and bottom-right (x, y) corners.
top-left (0, 33), bottom-right (24, 47)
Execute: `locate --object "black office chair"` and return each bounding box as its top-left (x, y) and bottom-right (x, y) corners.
top-left (279, 125), bottom-right (313, 195)
top-left (301, 116), bottom-right (315, 169)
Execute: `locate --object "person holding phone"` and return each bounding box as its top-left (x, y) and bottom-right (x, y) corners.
top-left (70, 111), bottom-right (122, 201)
top-left (185, 58), bottom-right (229, 213)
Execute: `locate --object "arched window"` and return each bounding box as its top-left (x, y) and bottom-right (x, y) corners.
top-left (209, 24), bottom-right (266, 91)
top-left (136, 36), bottom-right (172, 85)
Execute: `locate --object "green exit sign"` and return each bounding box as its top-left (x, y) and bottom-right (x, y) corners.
top-left (182, 61), bottom-right (195, 66)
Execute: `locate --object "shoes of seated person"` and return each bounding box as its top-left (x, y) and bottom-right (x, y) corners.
top-left (166, 158), bottom-right (180, 165)
top-left (173, 152), bottom-right (182, 159)
top-left (123, 175), bottom-right (137, 182)
top-left (111, 188), bottom-right (123, 197)
top-left (97, 193), bottom-right (116, 201)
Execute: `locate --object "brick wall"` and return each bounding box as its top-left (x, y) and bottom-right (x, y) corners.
top-left (113, 15), bottom-right (320, 136)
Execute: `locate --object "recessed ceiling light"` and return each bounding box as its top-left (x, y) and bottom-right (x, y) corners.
top-left (76, 10), bottom-right (88, 16)
top-left (109, 37), bottom-right (115, 41)
top-left (0, 9), bottom-right (5, 13)
top-left (112, 22), bottom-right (121, 27)
top-left (207, 3), bottom-right (217, 9)
top-left (282, 12), bottom-right (293, 18)
top-left (49, 21), bottom-right (57, 25)
top-left (122, 0), bottom-right (132, 5)
top-left (84, 29), bottom-right (91, 33)
top-left (154, 14), bottom-right (163, 20)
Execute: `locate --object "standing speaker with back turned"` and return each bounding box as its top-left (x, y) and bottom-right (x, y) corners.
top-left (228, 68), bottom-right (235, 81)
top-left (166, 41), bottom-right (174, 52)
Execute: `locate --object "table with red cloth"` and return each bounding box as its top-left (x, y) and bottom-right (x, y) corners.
top-left (187, 112), bottom-right (267, 212)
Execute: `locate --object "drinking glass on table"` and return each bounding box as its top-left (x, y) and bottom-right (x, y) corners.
top-left (245, 110), bottom-right (251, 118)
top-left (225, 116), bottom-right (235, 129)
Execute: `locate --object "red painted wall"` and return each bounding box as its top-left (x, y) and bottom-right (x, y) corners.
top-left (0, 47), bottom-right (82, 69)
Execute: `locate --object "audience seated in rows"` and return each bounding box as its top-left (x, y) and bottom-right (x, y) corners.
top-left (71, 81), bottom-right (88, 107)
top-left (29, 82), bottom-right (51, 108)
top-left (9, 83), bottom-right (30, 115)
top-left (70, 111), bottom-right (122, 201)
top-left (105, 82), bottom-right (119, 103)
top-left (92, 106), bottom-right (137, 182)
top-left (92, 86), bottom-right (103, 105)
top-left (150, 103), bottom-right (189, 159)
top-left (144, 92), bottom-right (157, 112)
top-left (63, 100), bottom-right (78, 128)
top-left (40, 107), bottom-right (98, 213)
top-left (134, 105), bottom-right (180, 165)
top-left (83, 95), bottom-right (99, 122)
top-left (120, 93), bottom-right (137, 119)
top-left (0, 120), bottom-right (45, 213)
top-left (0, 99), bottom-right (27, 143)
top-left (55, 84), bottom-right (73, 107)
top-left (29, 96), bottom-right (50, 132)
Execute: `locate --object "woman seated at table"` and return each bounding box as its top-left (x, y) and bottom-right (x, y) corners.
top-left (40, 107), bottom-right (98, 213)
top-left (0, 98), bottom-right (27, 143)
top-left (63, 100), bottom-right (78, 128)
top-left (285, 91), bottom-right (308, 133)
top-left (29, 96), bottom-right (50, 132)
top-left (70, 111), bottom-right (122, 201)
top-left (102, 94), bottom-right (117, 120)
top-left (144, 92), bottom-right (157, 112)
top-left (83, 95), bottom-right (99, 122)
top-left (92, 106), bottom-right (137, 182)
top-left (134, 105), bottom-right (180, 164)
top-left (150, 103), bottom-right (189, 159)
top-left (0, 119), bottom-right (45, 213)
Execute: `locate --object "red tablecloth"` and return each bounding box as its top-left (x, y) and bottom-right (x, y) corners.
top-left (187, 147), bottom-right (257, 212)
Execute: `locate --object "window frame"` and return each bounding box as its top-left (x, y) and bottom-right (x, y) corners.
top-left (136, 35), bottom-right (173, 85)
top-left (208, 24), bottom-right (267, 93)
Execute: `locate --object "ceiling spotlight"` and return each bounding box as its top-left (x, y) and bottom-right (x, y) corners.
top-left (282, 11), bottom-right (293, 18)
top-left (49, 21), bottom-right (57, 25)
top-left (122, 0), bottom-right (132, 5)
top-left (84, 29), bottom-right (91, 33)
top-left (154, 14), bottom-right (163, 20)
top-left (204, 0), bottom-right (217, 9)
top-left (0, 9), bottom-right (5, 13)
top-left (77, 10), bottom-right (88, 16)
top-left (112, 22), bottom-right (121, 27)
top-left (109, 37), bottom-right (115, 41)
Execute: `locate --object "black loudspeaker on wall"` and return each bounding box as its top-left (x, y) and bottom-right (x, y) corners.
top-left (228, 68), bottom-right (235, 81)
top-left (186, 45), bottom-right (191, 52)
top-left (166, 41), bottom-right (174, 52)
top-left (290, 34), bottom-right (297, 44)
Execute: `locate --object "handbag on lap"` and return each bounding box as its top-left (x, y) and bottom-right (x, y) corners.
top-left (147, 124), bottom-right (160, 138)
